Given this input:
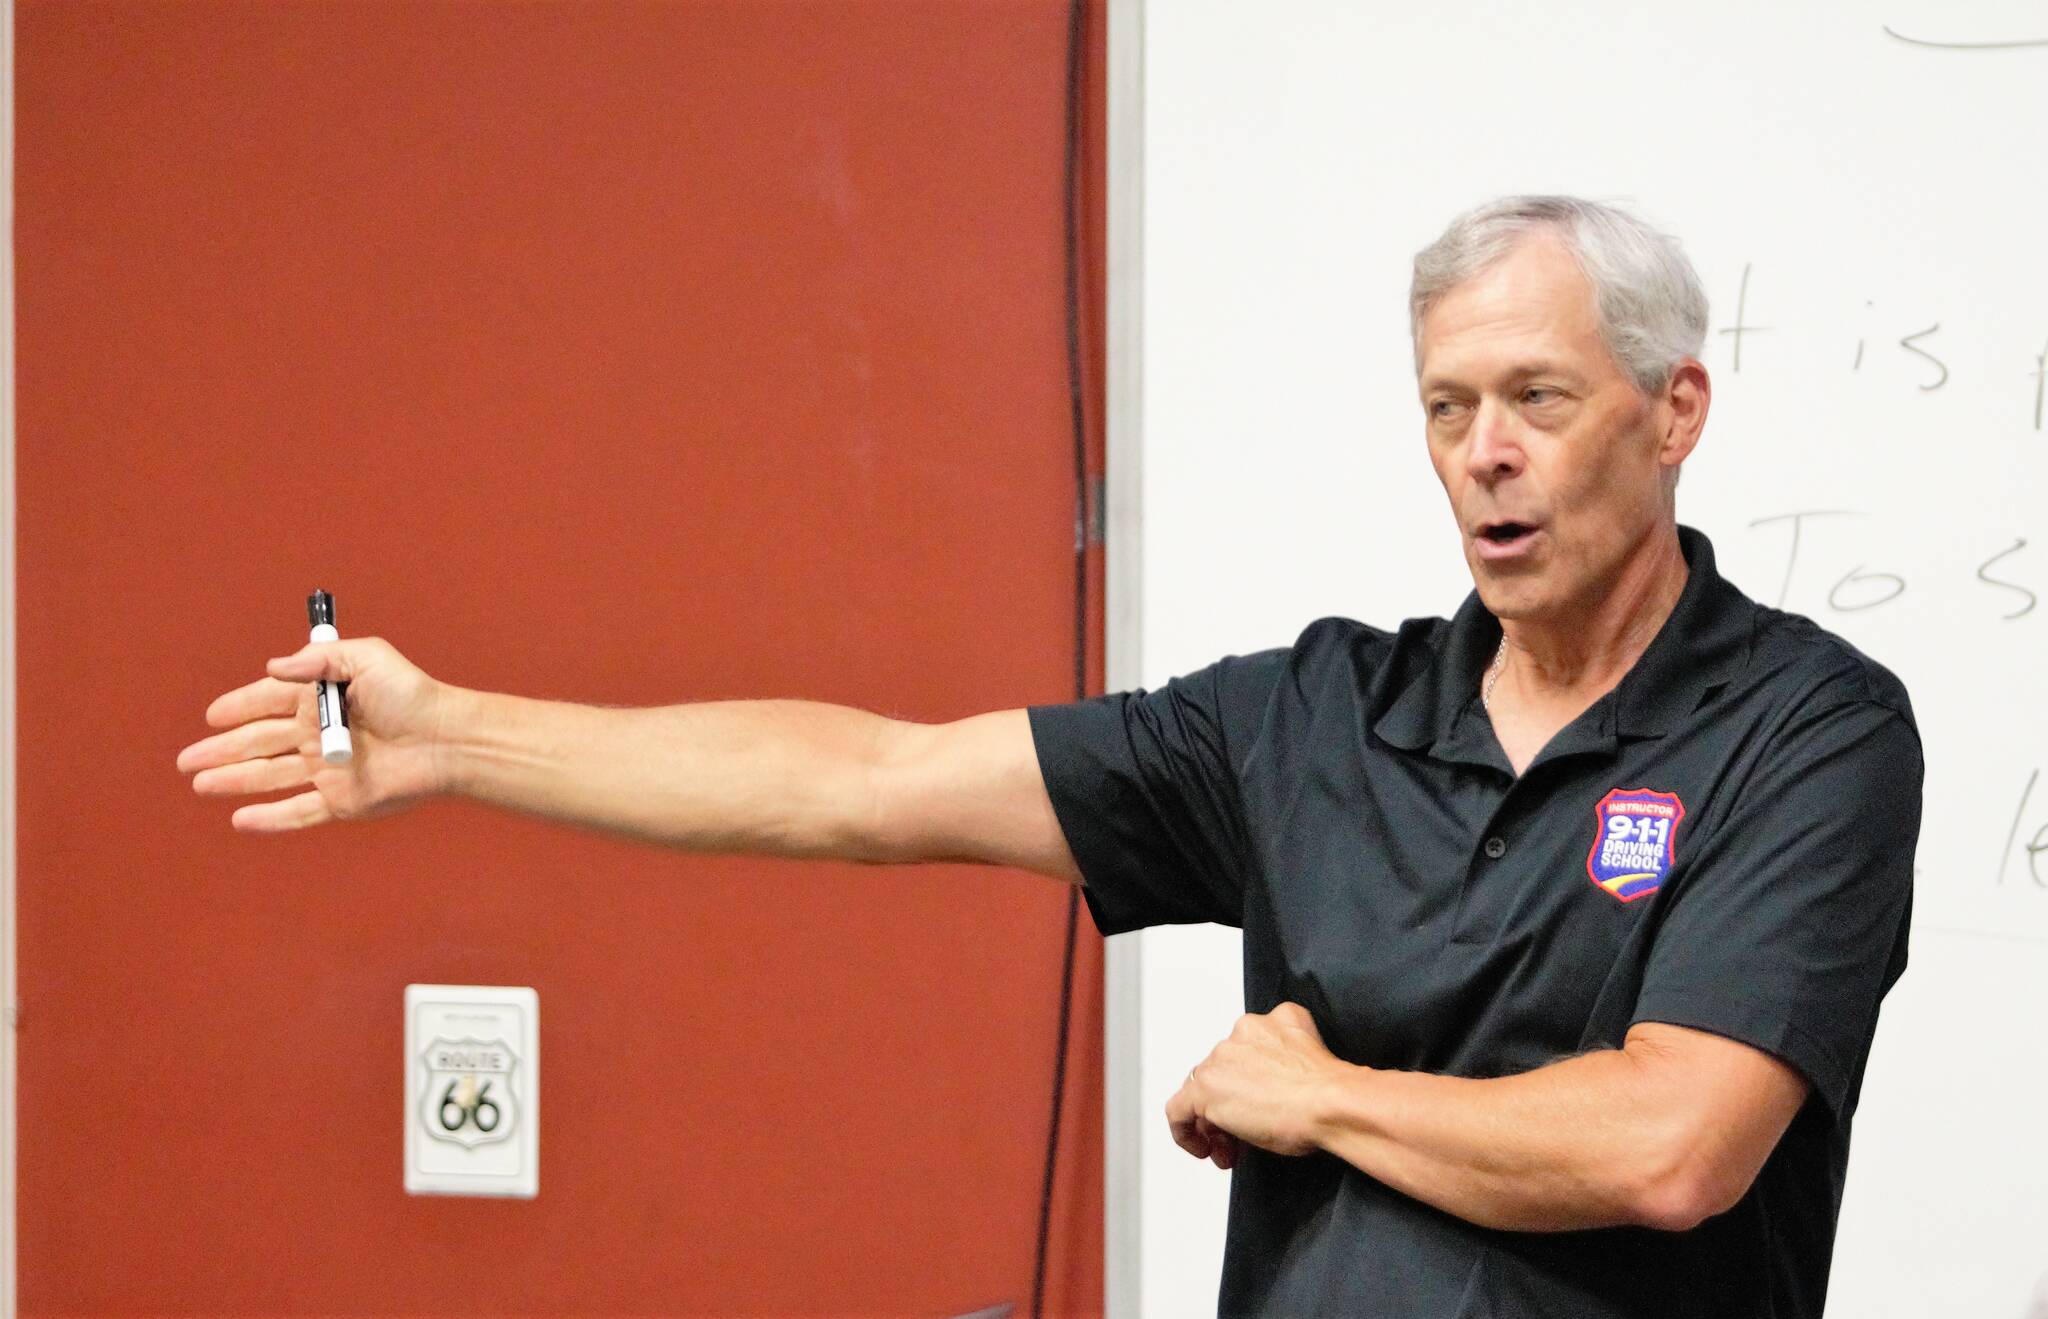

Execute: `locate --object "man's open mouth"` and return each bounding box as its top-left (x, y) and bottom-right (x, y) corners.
top-left (1479, 521), bottom-right (1538, 545)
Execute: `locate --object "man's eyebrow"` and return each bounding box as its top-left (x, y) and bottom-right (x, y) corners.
top-left (1503, 360), bottom-right (1578, 382)
top-left (1420, 361), bottom-right (1579, 393)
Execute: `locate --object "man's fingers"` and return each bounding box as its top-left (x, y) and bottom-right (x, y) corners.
top-left (192, 752), bottom-right (314, 798)
top-left (1166, 1084), bottom-right (1210, 1159)
top-left (266, 638), bottom-right (380, 685)
top-left (203, 675), bottom-right (304, 731)
top-left (1170, 1052), bottom-right (1247, 1169)
top-left (180, 678), bottom-right (308, 773)
top-left (177, 716), bottom-right (307, 775)
top-left (230, 790), bottom-right (333, 833)
top-left (1201, 1121), bottom-right (1240, 1170)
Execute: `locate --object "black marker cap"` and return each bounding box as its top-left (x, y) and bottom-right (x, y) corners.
top-left (308, 590), bottom-right (336, 627)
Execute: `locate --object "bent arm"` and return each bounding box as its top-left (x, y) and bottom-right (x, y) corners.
top-left (1310, 1022), bottom-right (1809, 1233)
top-left (440, 688), bottom-right (1081, 882)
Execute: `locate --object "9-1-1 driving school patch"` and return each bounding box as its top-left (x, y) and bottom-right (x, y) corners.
top-left (1587, 787), bottom-right (1686, 903)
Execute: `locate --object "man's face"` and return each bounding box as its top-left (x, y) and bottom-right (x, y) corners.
top-left (1416, 235), bottom-right (1687, 624)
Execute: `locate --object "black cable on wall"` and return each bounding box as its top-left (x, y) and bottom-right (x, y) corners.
top-left (1031, 1), bottom-right (1091, 1315)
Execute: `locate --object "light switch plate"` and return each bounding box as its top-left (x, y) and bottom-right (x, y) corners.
top-left (404, 984), bottom-right (538, 1198)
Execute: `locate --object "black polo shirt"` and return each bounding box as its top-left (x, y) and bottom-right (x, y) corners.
top-left (1028, 526), bottom-right (1919, 1318)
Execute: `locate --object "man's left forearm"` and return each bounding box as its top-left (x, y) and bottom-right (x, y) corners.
top-left (1167, 1004), bottom-right (1800, 1232)
top-left (1311, 1046), bottom-right (1703, 1233)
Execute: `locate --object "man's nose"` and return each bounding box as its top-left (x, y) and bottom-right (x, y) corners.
top-left (1465, 398), bottom-right (1526, 484)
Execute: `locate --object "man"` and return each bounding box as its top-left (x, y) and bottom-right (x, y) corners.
top-left (179, 196), bottom-right (1918, 1317)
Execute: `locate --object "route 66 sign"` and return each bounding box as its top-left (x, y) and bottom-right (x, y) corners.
top-left (405, 985), bottom-right (538, 1198)
top-left (421, 1037), bottom-right (518, 1149)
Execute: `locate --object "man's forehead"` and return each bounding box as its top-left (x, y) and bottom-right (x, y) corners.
top-left (1417, 239), bottom-right (1604, 379)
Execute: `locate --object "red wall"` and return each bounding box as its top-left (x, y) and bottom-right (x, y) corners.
top-left (15, 1), bottom-right (1106, 1312)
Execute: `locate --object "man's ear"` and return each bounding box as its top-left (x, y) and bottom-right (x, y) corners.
top-left (1659, 358), bottom-right (1710, 470)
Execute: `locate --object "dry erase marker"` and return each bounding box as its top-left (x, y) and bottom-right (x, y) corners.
top-left (307, 590), bottom-right (353, 764)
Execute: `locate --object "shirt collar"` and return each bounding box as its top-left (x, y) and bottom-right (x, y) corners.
top-left (1612, 525), bottom-right (1755, 737)
top-left (1372, 524), bottom-right (1755, 755)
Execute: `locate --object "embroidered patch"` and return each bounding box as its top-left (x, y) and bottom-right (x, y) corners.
top-left (1586, 787), bottom-right (1685, 903)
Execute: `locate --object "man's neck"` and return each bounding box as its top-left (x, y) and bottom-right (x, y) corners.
top-left (1499, 525), bottom-right (1690, 700)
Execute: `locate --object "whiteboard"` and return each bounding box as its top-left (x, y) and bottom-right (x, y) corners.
top-left (1129, 1), bottom-right (2048, 1314)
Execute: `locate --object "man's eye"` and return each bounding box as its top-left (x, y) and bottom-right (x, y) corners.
top-left (1429, 400), bottom-right (1464, 419)
top-left (1523, 387), bottom-right (1559, 404)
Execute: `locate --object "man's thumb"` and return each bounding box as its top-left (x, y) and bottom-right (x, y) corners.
top-left (267, 639), bottom-right (363, 682)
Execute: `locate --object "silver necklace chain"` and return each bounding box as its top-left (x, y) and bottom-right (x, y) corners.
top-left (1482, 635), bottom-right (1509, 710)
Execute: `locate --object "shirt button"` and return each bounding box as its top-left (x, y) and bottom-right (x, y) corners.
top-left (1483, 836), bottom-right (1508, 859)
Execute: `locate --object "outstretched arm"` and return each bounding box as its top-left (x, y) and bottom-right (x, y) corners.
top-left (179, 636), bottom-right (1082, 884)
top-left (445, 688), bottom-right (1082, 880)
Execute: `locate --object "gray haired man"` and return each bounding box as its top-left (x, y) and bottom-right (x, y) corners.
top-left (182, 196), bottom-right (1919, 1317)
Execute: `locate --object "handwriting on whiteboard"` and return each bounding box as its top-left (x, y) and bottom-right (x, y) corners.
top-left (1747, 511), bottom-right (2036, 618)
top-left (2001, 770), bottom-right (2048, 887)
top-left (1714, 263), bottom-right (2048, 428)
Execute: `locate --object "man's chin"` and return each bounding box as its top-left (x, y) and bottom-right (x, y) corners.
top-left (1467, 556), bottom-right (1549, 613)
top-left (1471, 576), bottom-right (1551, 623)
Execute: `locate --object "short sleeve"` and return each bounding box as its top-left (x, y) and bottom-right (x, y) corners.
top-left (1027, 646), bottom-right (1293, 935)
top-left (1631, 698), bottom-right (1921, 1119)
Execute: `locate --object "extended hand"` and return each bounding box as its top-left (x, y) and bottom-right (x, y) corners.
top-left (175, 636), bottom-right (451, 832)
top-left (1166, 1002), bottom-right (1347, 1168)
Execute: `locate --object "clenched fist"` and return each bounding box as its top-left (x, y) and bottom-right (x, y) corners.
top-left (1166, 1002), bottom-right (1348, 1168)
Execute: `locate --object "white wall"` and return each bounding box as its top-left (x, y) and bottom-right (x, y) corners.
top-left (1102, 2), bottom-right (1145, 1313)
top-left (1121, 1), bottom-right (2048, 1314)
